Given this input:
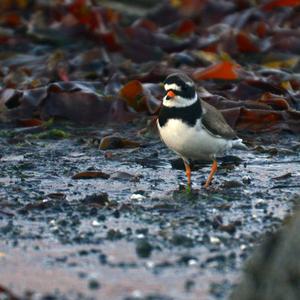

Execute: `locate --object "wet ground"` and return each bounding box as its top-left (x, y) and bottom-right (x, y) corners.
top-left (0, 122), bottom-right (299, 300)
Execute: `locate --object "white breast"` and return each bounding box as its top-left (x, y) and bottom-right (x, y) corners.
top-left (157, 119), bottom-right (233, 161)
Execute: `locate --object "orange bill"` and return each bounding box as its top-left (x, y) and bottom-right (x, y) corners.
top-left (167, 90), bottom-right (176, 98)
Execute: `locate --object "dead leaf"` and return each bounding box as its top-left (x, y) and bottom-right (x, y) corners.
top-left (17, 118), bottom-right (43, 127)
top-left (262, 0), bottom-right (300, 11)
top-left (99, 135), bottom-right (140, 150)
top-left (119, 80), bottom-right (147, 112)
top-left (72, 171), bottom-right (110, 180)
top-left (174, 19), bottom-right (197, 37)
top-left (272, 172), bottom-right (292, 180)
top-left (236, 31), bottom-right (260, 53)
top-left (259, 93), bottom-right (290, 110)
top-left (193, 61), bottom-right (241, 80)
top-left (263, 57), bottom-right (299, 69)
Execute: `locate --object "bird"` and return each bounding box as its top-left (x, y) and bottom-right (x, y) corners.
top-left (157, 73), bottom-right (246, 189)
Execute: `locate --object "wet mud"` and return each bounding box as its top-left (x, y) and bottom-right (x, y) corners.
top-left (0, 123), bottom-right (299, 300)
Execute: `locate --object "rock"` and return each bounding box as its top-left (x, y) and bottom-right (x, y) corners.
top-left (272, 172), bottom-right (292, 180)
top-left (110, 171), bottom-right (140, 182)
top-left (81, 193), bottom-right (109, 206)
top-left (171, 234), bottom-right (194, 248)
top-left (220, 180), bottom-right (243, 189)
top-left (231, 210), bottom-right (300, 300)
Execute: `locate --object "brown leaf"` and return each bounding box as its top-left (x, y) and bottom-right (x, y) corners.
top-left (99, 135), bottom-right (140, 150)
top-left (41, 91), bottom-right (111, 123)
top-left (17, 118), bottom-right (43, 127)
top-left (132, 18), bottom-right (158, 32)
top-left (236, 31), bottom-right (260, 53)
top-left (236, 108), bottom-right (283, 132)
top-left (72, 171), bottom-right (110, 180)
top-left (174, 19), bottom-right (197, 37)
top-left (100, 31), bottom-right (122, 52)
top-left (259, 93), bottom-right (290, 110)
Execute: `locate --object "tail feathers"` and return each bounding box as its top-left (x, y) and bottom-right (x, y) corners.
top-left (232, 139), bottom-right (248, 150)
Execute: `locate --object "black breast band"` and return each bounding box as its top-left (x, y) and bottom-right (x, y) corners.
top-left (158, 100), bottom-right (202, 127)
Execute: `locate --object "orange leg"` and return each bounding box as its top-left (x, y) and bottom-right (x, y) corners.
top-left (184, 161), bottom-right (191, 187)
top-left (204, 160), bottom-right (217, 188)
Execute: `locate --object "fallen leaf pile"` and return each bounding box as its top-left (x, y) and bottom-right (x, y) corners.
top-left (0, 0), bottom-right (300, 133)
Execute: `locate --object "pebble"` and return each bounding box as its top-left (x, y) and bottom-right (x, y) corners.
top-left (136, 239), bottom-right (153, 258)
top-left (130, 194), bottom-right (146, 201)
top-left (88, 279), bottom-right (100, 290)
top-left (210, 236), bottom-right (221, 244)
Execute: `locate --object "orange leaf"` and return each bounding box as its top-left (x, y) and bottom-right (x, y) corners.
top-left (193, 61), bottom-right (240, 80)
top-left (175, 19), bottom-right (197, 37)
top-left (17, 119), bottom-right (43, 127)
top-left (236, 32), bottom-right (260, 53)
top-left (119, 80), bottom-right (147, 112)
top-left (262, 0), bottom-right (300, 10)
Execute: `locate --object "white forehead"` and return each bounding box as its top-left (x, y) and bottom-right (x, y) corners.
top-left (164, 83), bottom-right (181, 91)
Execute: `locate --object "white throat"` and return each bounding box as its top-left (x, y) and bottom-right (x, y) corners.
top-left (162, 93), bottom-right (198, 108)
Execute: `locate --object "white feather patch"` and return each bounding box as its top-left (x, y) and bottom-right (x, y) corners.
top-left (162, 94), bottom-right (198, 108)
top-left (164, 83), bottom-right (181, 91)
top-left (157, 118), bottom-right (233, 161)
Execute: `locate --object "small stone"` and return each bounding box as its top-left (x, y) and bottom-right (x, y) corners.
top-left (185, 279), bottom-right (195, 292)
top-left (81, 193), bottom-right (109, 206)
top-left (242, 176), bottom-right (251, 184)
top-left (92, 220), bottom-right (101, 227)
top-left (210, 236), bottom-right (221, 244)
top-left (130, 194), bottom-right (146, 201)
top-left (88, 279), bottom-right (100, 290)
top-left (240, 244), bottom-right (247, 251)
top-left (221, 180), bottom-right (243, 189)
top-left (136, 239), bottom-right (153, 258)
top-left (171, 234), bottom-right (193, 247)
top-left (106, 229), bottom-right (123, 240)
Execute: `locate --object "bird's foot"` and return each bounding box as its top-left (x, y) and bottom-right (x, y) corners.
top-left (185, 184), bottom-right (192, 194)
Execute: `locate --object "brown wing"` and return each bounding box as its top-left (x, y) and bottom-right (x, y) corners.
top-left (200, 100), bottom-right (237, 140)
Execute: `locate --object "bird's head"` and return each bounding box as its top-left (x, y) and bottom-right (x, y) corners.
top-left (163, 73), bottom-right (197, 108)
